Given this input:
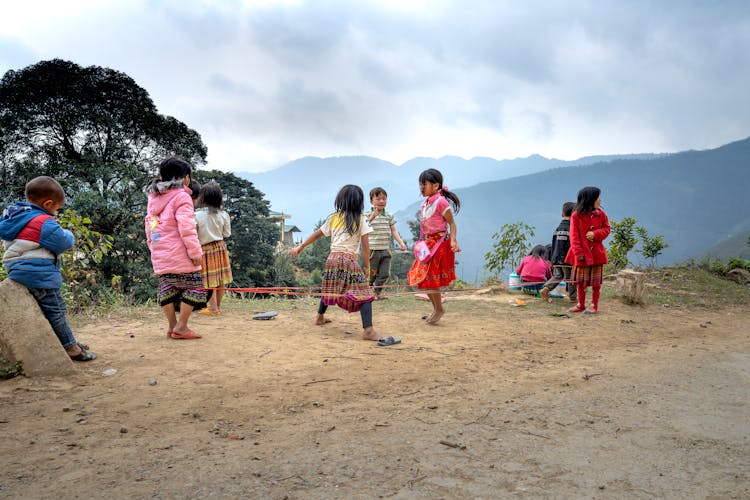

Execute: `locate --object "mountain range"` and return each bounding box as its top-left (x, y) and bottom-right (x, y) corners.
top-left (238, 137), bottom-right (750, 283)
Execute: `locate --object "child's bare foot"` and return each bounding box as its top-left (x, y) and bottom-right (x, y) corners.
top-left (426, 310), bottom-right (444, 324)
top-left (315, 315), bottom-right (332, 326)
top-left (362, 328), bottom-right (382, 341)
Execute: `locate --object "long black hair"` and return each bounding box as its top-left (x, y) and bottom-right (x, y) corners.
top-left (574, 186), bottom-right (601, 213)
top-left (419, 168), bottom-right (460, 214)
top-left (334, 184), bottom-right (364, 235)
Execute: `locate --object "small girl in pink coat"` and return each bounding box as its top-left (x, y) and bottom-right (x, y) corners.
top-left (145, 157), bottom-right (206, 339)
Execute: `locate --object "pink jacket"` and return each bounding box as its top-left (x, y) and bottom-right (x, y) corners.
top-left (516, 255), bottom-right (552, 283)
top-left (145, 186), bottom-right (202, 275)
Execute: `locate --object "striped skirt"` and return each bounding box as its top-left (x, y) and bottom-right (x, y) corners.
top-left (321, 252), bottom-right (375, 312)
top-left (201, 240), bottom-right (233, 288)
top-left (570, 264), bottom-right (604, 287)
top-left (158, 272), bottom-right (207, 308)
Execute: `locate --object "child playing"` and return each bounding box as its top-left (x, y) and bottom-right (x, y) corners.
top-left (195, 181), bottom-right (233, 315)
top-left (540, 201), bottom-right (578, 303)
top-left (565, 186), bottom-right (611, 314)
top-left (516, 244), bottom-right (552, 295)
top-left (365, 187), bottom-right (407, 299)
top-left (144, 157), bottom-right (206, 339)
top-left (0, 176), bottom-right (96, 361)
top-left (291, 184), bottom-right (394, 344)
top-left (407, 168), bottom-right (461, 325)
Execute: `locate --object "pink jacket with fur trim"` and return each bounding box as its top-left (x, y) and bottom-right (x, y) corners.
top-left (145, 186), bottom-right (202, 275)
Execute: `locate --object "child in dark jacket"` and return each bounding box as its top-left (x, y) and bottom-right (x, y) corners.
top-left (0, 176), bottom-right (96, 361)
top-left (540, 201), bottom-right (577, 303)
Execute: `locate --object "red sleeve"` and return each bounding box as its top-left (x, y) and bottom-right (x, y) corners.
top-left (569, 212), bottom-right (584, 260)
top-left (593, 210), bottom-right (611, 242)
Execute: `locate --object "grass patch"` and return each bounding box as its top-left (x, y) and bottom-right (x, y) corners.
top-left (0, 358), bottom-right (23, 379)
top-left (641, 266), bottom-right (750, 309)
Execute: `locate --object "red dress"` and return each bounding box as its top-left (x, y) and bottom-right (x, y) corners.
top-left (408, 194), bottom-right (456, 289)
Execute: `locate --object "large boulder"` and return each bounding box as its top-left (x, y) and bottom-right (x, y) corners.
top-left (614, 268), bottom-right (646, 304)
top-left (726, 268), bottom-right (750, 285)
top-left (0, 279), bottom-right (75, 377)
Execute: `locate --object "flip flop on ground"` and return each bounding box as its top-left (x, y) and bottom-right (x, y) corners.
top-left (377, 336), bottom-right (401, 347)
top-left (170, 330), bottom-right (202, 339)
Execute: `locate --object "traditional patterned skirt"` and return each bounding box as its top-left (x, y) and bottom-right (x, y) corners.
top-left (570, 264), bottom-right (604, 287)
top-left (321, 252), bottom-right (375, 312)
top-left (407, 233), bottom-right (456, 289)
top-left (158, 272), bottom-right (207, 309)
top-left (201, 240), bottom-right (233, 288)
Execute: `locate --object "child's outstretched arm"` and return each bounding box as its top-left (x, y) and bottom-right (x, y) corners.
top-left (443, 209), bottom-right (461, 253)
top-left (390, 225), bottom-right (407, 251)
top-left (291, 229), bottom-right (323, 257)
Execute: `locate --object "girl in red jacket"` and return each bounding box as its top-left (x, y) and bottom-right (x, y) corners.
top-left (565, 186), bottom-right (610, 314)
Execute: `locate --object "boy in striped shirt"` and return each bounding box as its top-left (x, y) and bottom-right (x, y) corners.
top-left (366, 187), bottom-right (407, 299)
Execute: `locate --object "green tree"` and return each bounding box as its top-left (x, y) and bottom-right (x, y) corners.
top-left (484, 222), bottom-right (535, 277)
top-left (407, 210), bottom-right (421, 243)
top-left (608, 217), bottom-right (639, 270)
top-left (0, 59), bottom-right (208, 302)
top-left (296, 219), bottom-right (331, 273)
top-left (635, 226), bottom-right (669, 268)
top-left (194, 170), bottom-right (278, 287)
top-left (57, 209), bottom-right (115, 311)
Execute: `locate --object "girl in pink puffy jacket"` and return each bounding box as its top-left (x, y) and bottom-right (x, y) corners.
top-left (144, 157), bottom-right (206, 340)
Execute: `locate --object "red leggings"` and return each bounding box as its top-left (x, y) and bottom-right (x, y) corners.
top-left (576, 284), bottom-right (601, 310)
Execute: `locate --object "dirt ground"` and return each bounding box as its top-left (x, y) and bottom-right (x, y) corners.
top-left (0, 285), bottom-right (748, 499)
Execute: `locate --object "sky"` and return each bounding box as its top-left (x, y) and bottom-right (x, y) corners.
top-left (1, 0), bottom-right (749, 173)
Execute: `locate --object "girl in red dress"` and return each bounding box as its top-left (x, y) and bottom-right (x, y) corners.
top-left (408, 169), bottom-right (461, 324)
top-left (565, 186), bottom-right (610, 314)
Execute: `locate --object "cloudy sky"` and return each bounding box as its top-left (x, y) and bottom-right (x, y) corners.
top-left (1, 0), bottom-right (749, 172)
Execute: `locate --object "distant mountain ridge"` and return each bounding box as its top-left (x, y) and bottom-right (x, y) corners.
top-left (393, 137), bottom-right (750, 281)
top-left (239, 152), bottom-right (667, 234)
top-left (237, 137), bottom-right (750, 283)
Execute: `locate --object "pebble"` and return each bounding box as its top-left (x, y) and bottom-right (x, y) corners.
top-left (148, 379), bottom-right (157, 386)
top-left (102, 368), bottom-right (117, 376)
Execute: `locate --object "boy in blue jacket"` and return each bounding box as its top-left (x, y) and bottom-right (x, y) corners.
top-left (0, 176), bottom-right (96, 361)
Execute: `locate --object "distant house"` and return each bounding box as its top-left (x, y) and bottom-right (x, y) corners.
top-left (283, 225), bottom-right (301, 246)
top-left (268, 211), bottom-right (301, 247)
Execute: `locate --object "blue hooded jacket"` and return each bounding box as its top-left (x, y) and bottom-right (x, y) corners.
top-left (0, 202), bottom-right (74, 289)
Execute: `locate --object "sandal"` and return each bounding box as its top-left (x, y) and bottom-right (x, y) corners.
top-left (198, 309), bottom-right (220, 316)
top-left (567, 304), bottom-right (585, 313)
top-left (170, 330), bottom-right (202, 340)
top-left (69, 347), bottom-right (97, 362)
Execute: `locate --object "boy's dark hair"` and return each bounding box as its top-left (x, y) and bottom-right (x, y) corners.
top-left (158, 156), bottom-right (193, 182)
top-left (418, 168), bottom-right (461, 214)
top-left (574, 186), bottom-right (601, 213)
top-left (562, 201), bottom-right (575, 217)
top-left (188, 180), bottom-right (201, 200)
top-left (334, 184), bottom-right (364, 235)
top-left (25, 176), bottom-right (65, 203)
top-left (369, 187), bottom-right (387, 200)
top-left (199, 181), bottom-right (224, 213)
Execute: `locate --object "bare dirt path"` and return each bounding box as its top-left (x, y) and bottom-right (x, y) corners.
top-left (1, 288), bottom-right (748, 498)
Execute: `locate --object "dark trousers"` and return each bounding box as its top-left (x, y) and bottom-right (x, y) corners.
top-left (543, 264), bottom-right (577, 299)
top-left (317, 299), bottom-right (373, 328)
top-left (368, 249), bottom-right (392, 295)
top-left (28, 287), bottom-right (77, 349)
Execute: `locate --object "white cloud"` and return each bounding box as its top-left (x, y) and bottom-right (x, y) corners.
top-left (1, 0), bottom-right (749, 172)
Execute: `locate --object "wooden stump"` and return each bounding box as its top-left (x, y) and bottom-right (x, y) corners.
top-left (0, 279), bottom-right (75, 377)
top-left (615, 269), bottom-right (646, 304)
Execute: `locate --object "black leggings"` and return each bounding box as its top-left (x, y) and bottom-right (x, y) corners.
top-left (317, 299), bottom-right (373, 328)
